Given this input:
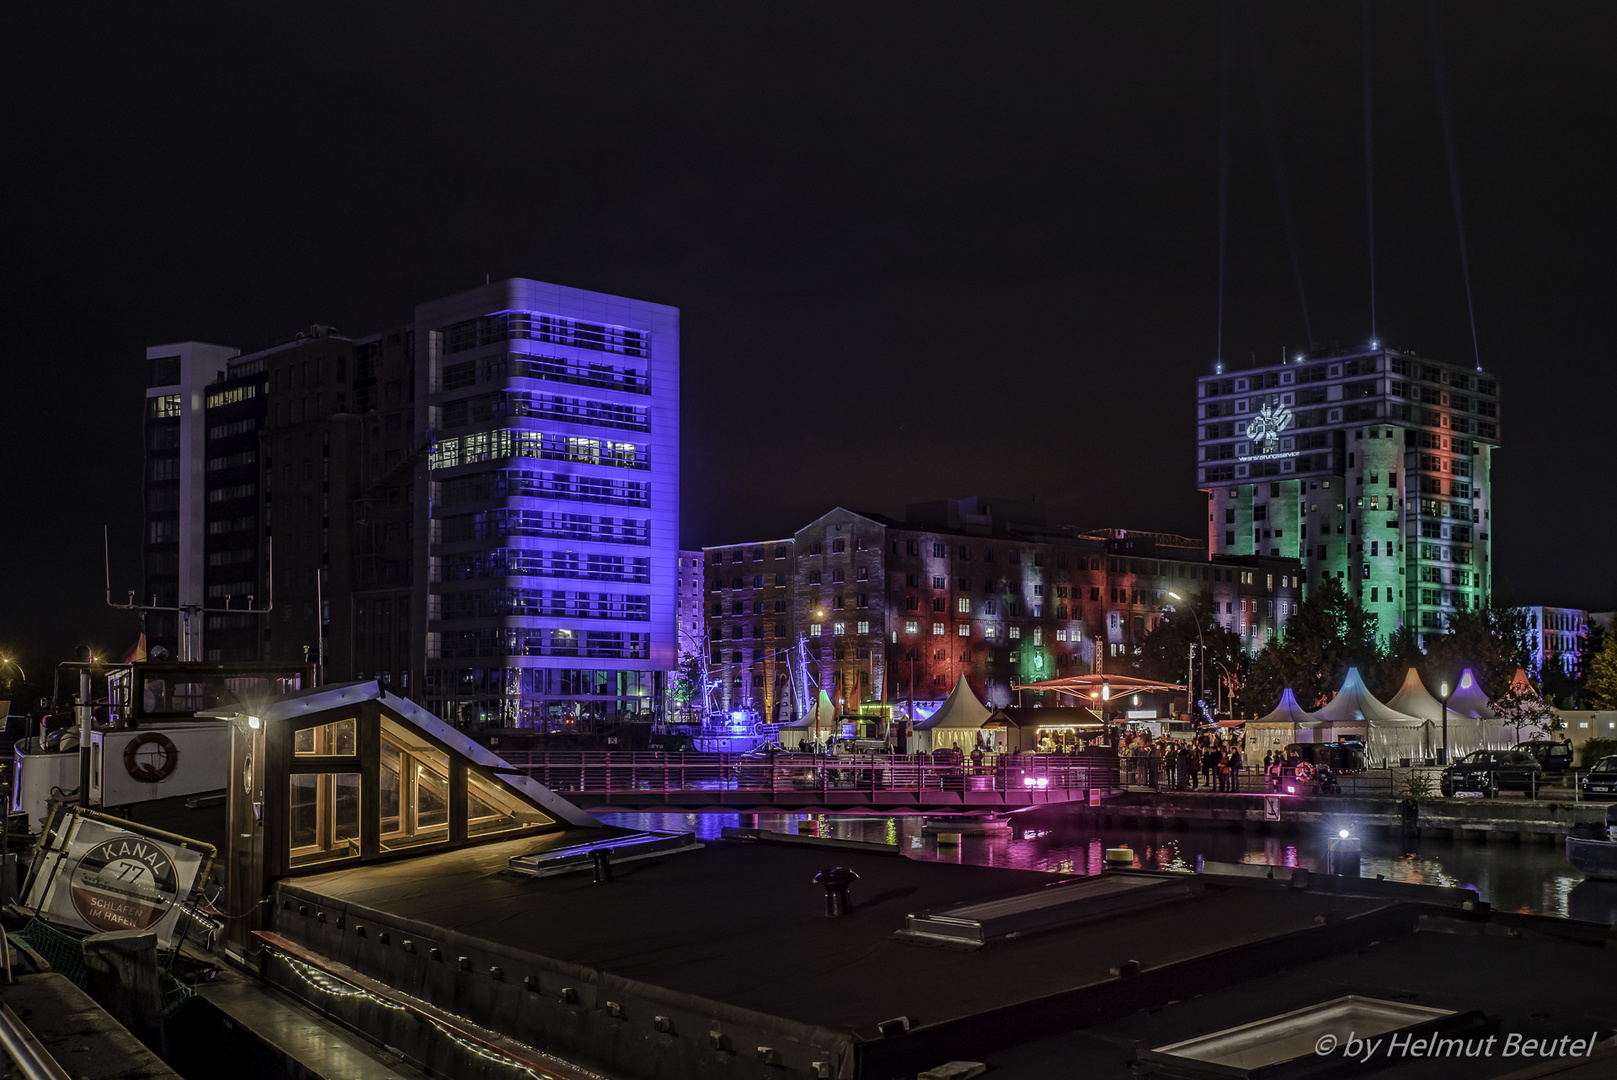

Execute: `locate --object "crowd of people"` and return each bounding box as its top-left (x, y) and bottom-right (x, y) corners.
top-left (1114, 728), bottom-right (1252, 792)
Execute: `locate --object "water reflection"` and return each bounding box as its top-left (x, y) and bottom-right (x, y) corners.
top-left (596, 810), bottom-right (1601, 922)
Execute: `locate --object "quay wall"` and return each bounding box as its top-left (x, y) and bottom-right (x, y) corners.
top-left (1072, 792), bottom-right (1609, 844)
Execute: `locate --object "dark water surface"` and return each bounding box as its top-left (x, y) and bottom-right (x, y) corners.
top-left (596, 808), bottom-right (1617, 925)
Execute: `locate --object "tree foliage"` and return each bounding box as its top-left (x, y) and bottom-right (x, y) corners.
top-left (671, 652), bottom-right (703, 706)
top-left (1588, 626), bottom-right (1617, 710)
top-left (1422, 606), bottom-right (1530, 700)
top-left (1240, 578), bottom-right (1379, 713)
top-left (1491, 686), bottom-right (1562, 743)
top-left (1131, 590), bottom-right (1243, 714)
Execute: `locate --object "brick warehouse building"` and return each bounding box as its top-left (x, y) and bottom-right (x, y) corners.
top-left (701, 498), bottom-right (1302, 723)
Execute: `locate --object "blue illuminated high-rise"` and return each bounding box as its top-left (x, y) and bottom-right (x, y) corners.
top-left (416, 279), bottom-right (679, 727)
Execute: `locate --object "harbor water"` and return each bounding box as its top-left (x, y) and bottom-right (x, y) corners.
top-left (596, 808), bottom-right (1617, 925)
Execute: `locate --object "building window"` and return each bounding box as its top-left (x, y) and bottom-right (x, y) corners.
top-left (957, 597), bottom-right (970, 613)
top-left (958, 624), bottom-right (969, 637)
top-left (1008, 626), bottom-right (1021, 640)
top-left (985, 625), bottom-right (997, 639)
top-left (857, 621), bottom-right (870, 634)
top-left (809, 623), bottom-right (822, 637)
top-left (833, 621), bottom-right (846, 635)
top-left (831, 538), bottom-right (846, 553)
top-left (932, 623), bottom-right (944, 635)
top-left (905, 620), bottom-right (919, 635)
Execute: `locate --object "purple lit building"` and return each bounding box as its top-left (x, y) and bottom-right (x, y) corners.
top-left (416, 280), bottom-right (679, 727)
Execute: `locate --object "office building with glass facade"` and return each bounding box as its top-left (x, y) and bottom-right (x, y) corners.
top-left (417, 279), bottom-right (679, 727)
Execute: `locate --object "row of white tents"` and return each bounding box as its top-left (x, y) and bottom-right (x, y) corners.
top-left (773, 676), bottom-right (1003, 753)
top-left (776, 667), bottom-right (1549, 765)
top-left (1248, 667), bottom-right (1527, 766)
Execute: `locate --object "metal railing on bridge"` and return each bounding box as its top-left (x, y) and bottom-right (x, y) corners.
top-left (498, 751), bottom-right (1120, 796)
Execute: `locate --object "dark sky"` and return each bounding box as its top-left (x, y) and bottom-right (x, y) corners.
top-left (3, 2), bottom-right (1615, 671)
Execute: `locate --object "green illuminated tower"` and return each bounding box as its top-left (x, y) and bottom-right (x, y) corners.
top-left (1196, 346), bottom-right (1499, 647)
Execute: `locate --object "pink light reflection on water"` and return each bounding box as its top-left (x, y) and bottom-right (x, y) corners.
top-left (593, 811), bottom-right (1587, 917)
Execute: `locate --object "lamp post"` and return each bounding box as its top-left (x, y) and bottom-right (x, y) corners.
top-left (1167, 592), bottom-right (1206, 718)
top-left (1101, 679), bottom-right (1111, 734)
top-left (1439, 679), bottom-right (1451, 766)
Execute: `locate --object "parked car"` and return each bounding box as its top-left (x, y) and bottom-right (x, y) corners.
top-left (1514, 740), bottom-right (1575, 774)
top-left (1580, 755), bottom-right (1617, 798)
top-left (1440, 750), bottom-right (1544, 797)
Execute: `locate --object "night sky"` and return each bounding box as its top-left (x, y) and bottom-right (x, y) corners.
top-left (3, 2), bottom-right (1614, 671)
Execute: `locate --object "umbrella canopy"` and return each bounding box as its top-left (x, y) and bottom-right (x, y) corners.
top-left (1386, 668), bottom-right (1444, 722)
top-left (915, 675), bottom-right (992, 730)
top-left (1448, 668), bottom-right (1496, 718)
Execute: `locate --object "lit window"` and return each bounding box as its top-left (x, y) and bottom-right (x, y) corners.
top-left (957, 623), bottom-right (969, 637)
top-left (957, 597), bottom-right (970, 613)
top-left (857, 621), bottom-right (870, 635)
top-left (833, 621), bottom-right (846, 636)
top-left (1056, 629), bottom-right (1067, 642)
top-left (289, 773), bottom-right (361, 868)
top-left (1008, 626), bottom-right (1021, 640)
top-left (1033, 627), bottom-right (1044, 645)
top-left (932, 623), bottom-right (944, 635)
top-left (905, 620), bottom-right (919, 635)
top-left (985, 625), bottom-right (997, 639)
top-left (809, 623), bottom-right (822, 637)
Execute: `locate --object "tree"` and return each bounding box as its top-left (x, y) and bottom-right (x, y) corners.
top-left (670, 652), bottom-right (705, 720)
top-left (1588, 626), bottom-right (1617, 710)
top-left (1370, 624), bottom-right (1425, 701)
top-left (1491, 686), bottom-right (1562, 743)
top-left (1424, 605), bottom-right (1531, 700)
top-left (1132, 590), bottom-right (1242, 715)
top-left (1239, 578), bottom-right (1381, 713)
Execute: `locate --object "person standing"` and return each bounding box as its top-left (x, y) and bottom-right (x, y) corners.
top-left (1187, 744), bottom-right (1202, 790)
top-left (1228, 745), bottom-right (1244, 793)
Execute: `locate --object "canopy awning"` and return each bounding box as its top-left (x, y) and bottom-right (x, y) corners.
top-left (983, 707), bottom-right (1107, 730)
top-left (1016, 674), bottom-right (1186, 701)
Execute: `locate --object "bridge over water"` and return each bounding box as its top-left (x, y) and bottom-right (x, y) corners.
top-left (500, 751), bottom-right (1123, 813)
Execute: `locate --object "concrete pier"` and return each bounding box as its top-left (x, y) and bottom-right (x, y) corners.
top-left (1074, 792), bottom-right (1608, 844)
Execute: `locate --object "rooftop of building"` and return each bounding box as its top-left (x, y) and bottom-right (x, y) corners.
top-left (1201, 342), bottom-right (1494, 381)
top-left (269, 834), bottom-right (1617, 1080)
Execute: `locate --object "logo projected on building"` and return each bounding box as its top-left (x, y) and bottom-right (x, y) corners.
top-left (1244, 401), bottom-right (1293, 455)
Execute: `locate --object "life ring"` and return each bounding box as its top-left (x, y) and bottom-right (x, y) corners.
top-left (124, 733), bottom-right (180, 783)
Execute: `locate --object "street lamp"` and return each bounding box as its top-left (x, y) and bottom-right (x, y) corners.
top-left (1438, 679), bottom-right (1452, 766)
top-left (1101, 679), bottom-right (1111, 732)
top-left (0, 656), bottom-right (25, 686)
top-left (1167, 592), bottom-right (1207, 718)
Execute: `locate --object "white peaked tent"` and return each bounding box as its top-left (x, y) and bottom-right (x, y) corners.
top-left (1389, 667), bottom-right (1491, 759)
top-left (1451, 667), bottom-right (1527, 750)
top-left (1436, 668), bottom-right (1506, 755)
top-left (1387, 668), bottom-right (1444, 722)
top-left (776, 690), bottom-right (840, 748)
top-left (1313, 667), bottom-right (1429, 765)
top-left (1247, 689), bottom-right (1321, 760)
top-left (1448, 669), bottom-right (1496, 718)
top-left (912, 676), bottom-right (993, 754)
